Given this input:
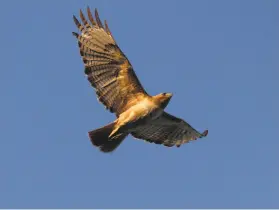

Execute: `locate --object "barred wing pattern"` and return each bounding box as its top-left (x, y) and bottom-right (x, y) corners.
top-left (72, 8), bottom-right (148, 116)
top-left (131, 112), bottom-right (208, 147)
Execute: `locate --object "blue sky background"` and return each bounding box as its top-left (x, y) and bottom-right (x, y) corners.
top-left (0, 0), bottom-right (278, 208)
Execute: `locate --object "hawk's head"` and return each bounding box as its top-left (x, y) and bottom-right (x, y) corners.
top-left (153, 92), bottom-right (173, 109)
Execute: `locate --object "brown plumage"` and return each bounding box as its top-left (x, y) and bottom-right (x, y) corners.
top-left (72, 7), bottom-right (208, 153)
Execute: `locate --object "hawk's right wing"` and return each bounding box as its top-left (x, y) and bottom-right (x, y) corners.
top-left (72, 8), bottom-right (149, 116)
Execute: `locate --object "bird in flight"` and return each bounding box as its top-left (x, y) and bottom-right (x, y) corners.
top-left (72, 7), bottom-right (208, 153)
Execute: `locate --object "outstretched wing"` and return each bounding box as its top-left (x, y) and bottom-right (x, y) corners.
top-left (72, 7), bottom-right (148, 116)
top-left (131, 112), bottom-right (208, 147)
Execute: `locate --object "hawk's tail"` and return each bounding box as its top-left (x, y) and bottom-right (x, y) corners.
top-left (88, 122), bottom-right (128, 153)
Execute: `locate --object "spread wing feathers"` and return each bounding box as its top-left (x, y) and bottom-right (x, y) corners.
top-left (131, 112), bottom-right (208, 147)
top-left (72, 7), bottom-right (148, 116)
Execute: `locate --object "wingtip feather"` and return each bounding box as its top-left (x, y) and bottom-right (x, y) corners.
top-left (72, 32), bottom-right (79, 37)
top-left (73, 15), bottom-right (81, 28)
top-left (79, 9), bottom-right (85, 21)
top-left (202, 130), bottom-right (208, 137)
top-left (87, 6), bottom-right (96, 26)
top-left (94, 8), bottom-right (104, 28)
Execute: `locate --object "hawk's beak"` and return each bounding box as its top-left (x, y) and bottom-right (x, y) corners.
top-left (167, 93), bottom-right (173, 98)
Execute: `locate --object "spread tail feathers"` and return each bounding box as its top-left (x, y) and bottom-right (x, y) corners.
top-left (88, 122), bottom-right (128, 153)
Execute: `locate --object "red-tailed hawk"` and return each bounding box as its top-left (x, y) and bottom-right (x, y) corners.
top-left (72, 7), bottom-right (208, 153)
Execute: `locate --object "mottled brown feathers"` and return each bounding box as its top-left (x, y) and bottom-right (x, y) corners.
top-left (131, 112), bottom-right (208, 147)
top-left (72, 7), bottom-right (148, 116)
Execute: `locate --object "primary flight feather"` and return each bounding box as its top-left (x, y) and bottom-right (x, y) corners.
top-left (72, 7), bottom-right (208, 153)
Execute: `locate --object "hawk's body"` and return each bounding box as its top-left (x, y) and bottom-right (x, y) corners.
top-left (72, 8), bottom-right (208, 153)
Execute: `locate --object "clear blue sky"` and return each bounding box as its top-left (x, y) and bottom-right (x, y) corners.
top-left (0, 0), bottom-right (278, 208)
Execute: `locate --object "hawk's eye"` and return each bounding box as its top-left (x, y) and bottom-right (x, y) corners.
top-left (162, 93), bottom-right (166, 96)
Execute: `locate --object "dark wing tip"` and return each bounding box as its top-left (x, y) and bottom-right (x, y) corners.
top-left (104, 20), bottom-right (112, 35)
top-left (87, 6), bottom-right (96, 26)
top-left (73, 15), bottom-right (81, 27)
top-left (79, 9), bottom-right (85, 20)
top-left (94, 8), bottom-right (104, 28)
top-left (72, 32), bottom-right (79, 38)
top-left (202, 130), bottom-right (208, 137)
top-left (94, 8), bottom-right (99, 16)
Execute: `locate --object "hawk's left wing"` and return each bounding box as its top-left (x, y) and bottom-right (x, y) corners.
top-left (131, 112), bottom-right (208, 147)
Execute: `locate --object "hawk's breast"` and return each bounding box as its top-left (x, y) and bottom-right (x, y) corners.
top-left (136, 98), bottom-right (163, 121)
top-left (118, 97), bottom-right (163, 128)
